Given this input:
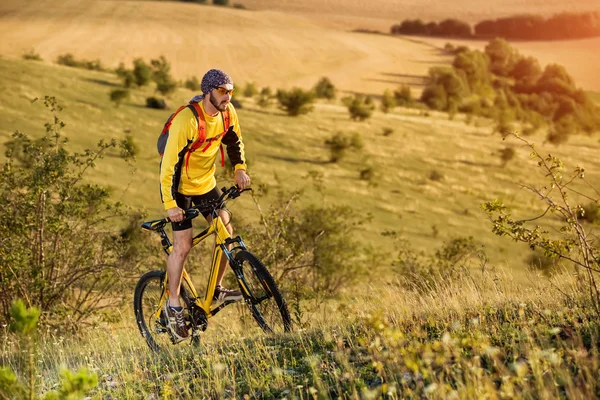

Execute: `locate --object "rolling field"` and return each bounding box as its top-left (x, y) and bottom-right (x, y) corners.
top-left (1, 0), bottom-right (599, 95)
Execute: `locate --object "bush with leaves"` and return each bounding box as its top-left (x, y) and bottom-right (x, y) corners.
top-left (55, 54), bottom-right (104, 71)
top-left (313, 77), bottom-right (336, 100)
top-left (242, 82), bottom-right (258, 97)
top-left (0, 97), bottom-right (145, 329)
top-left (150, 56), bottom-right (177, 96)
top-left (109, 88), bottom-right (130, 107)
top-left (324, 132), bottom-right (363, 162)
top-left (257, 87), bottom-right (273, 108)
top-left (387, 233), bottom-right (484, 292)
top-left (483, 133), bottom-right (600, 315)
top-left (394, 85), bottom-right (413, 107)
top-left (236, 186), bottom-right (370, 322)
top-left (132, 58), bottom-right (152, 87)
top-left (0, 300), bottom-right (98, 399)
top-left (184, 76), bottom-right (200, 91)
top-left (381, 89), bottom-right (396, 113)
top-left (22, 49), bottom-right (42, 61)
top-left (146, 97), bottom-right (168, 110)
top-left (343, 94), bottom-right (375, 121)
top-left (213, 0), bottom-right (229, 5)
top-left (276, 87), bottom-right (315, 116)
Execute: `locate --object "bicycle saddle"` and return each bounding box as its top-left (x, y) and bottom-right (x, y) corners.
top-left (141, 219), bottom-right (167, 231)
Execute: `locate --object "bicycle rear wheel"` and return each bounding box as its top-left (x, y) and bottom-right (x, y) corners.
top-left (233, 251), bottom-right (292, 334)
top-left (133, 270), bottom-right (194, 351)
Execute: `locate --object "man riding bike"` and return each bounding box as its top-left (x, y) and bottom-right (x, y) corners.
top-left (159, 69), bottom-right (250, 342)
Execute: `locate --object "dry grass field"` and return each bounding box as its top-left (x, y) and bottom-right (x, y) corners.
top-left (1, 0), bottom-right (599, 95)
top-left (0, 0), bottom-right (449, 96)
top-left (240, 0), bottom-right (600, 27)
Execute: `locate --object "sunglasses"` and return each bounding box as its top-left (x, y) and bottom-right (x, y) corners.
top-left (213, 87), bottom-right (235, 96)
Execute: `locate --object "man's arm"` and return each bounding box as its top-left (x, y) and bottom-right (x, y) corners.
top-left (221, 107), bottom-right (250, 188)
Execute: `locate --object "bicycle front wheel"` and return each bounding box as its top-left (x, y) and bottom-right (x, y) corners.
top-left (234, 251), bottom-right (292, 334)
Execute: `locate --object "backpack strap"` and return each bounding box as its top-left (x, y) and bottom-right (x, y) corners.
top-left (183, 103), bottom-right (230, 178)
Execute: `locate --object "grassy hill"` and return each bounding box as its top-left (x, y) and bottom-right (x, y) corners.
top-left (2, 56), bottom-right (600, 282)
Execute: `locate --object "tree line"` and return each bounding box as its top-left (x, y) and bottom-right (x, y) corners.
top-left (391, 11), bottom-right (600, 41)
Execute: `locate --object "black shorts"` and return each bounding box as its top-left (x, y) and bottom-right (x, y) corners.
top-left (171, 186), bottom-right (222, 231)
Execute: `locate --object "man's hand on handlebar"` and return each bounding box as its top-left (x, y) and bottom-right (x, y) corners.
top-left (167, 207), bottom-right (185, 222)
top-left (234, 169), bottom-right (251, 190)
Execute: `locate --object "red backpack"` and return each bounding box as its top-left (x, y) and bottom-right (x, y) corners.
top-left (157, 101), bottom-right (230, 179)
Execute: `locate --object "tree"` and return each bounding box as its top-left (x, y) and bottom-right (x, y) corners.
top-left (452, 49), bottom-right (491, 94)
top-left (421, 67), bottom-right (468, 112)
top-left (484, 38), bottom-right (521, 77)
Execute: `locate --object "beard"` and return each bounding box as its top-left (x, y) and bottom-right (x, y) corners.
top-left (210, 95), bottom-right (228, 112)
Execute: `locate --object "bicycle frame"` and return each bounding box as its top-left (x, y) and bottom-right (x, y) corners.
top-left (148, 208), bottom-right (248, 325)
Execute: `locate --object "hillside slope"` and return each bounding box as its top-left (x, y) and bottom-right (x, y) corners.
top-left (2, 57), bottom-right (600, 279)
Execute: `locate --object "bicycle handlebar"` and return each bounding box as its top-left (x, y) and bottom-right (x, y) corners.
top-left (172, 185), bottom-right (251, 224)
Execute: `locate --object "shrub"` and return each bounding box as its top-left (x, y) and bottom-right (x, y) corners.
top-left (359, 166), bottom-right (375, 181)
top-left (0, 97), bottom-right (143, 329)
top-left (276, 87), bottom-right (315, 116)
top-left (394, 85), bottom-right (413, 107)
top-left (213, 0), bottom-right (229, 5)
top-left (242, 82), bottom-right (258, 97)
top-left (120, 134), bottom-right (139, 159)
top-left (381, 89), bottom-right (396, 113)
top-left (391, 236), bottom-right (482, 291)
top-left (577, 202), bottom-right (600, 224)
top-left (343, 94), bottom-right (375, 121)
top-left (55, 53), bottom-right (104, 71)
top-left (499, 147), bottom-right (515, 166)
top-left (2, 300), bottom-right (98, 399)
top-left (109, 88), bottom-right (130, 107)
top-left (257, 87), bottom-right (273, 108)
top-left (382, 127), bottom-right (394, 136)
top-left (237, 189), bottom-right (369, 312)
top-left (146, 97), bottom-right (168, 109)
top-left (324, 132), bottom-right (362, 162)
top-left (184, 76), bottom-right (200, 91)
top-left (115, 62), bottom-right (135, 88)
top-left (150, 55), bottom-right (177, 96)
top-left (132, 58), bottom-right (152, 86)
top-left (313, 77), bottom-right (336, 100)
top-left (22, 49), bottom-right (42, 61)
top-left (428, 169), bottom-right (444, 181)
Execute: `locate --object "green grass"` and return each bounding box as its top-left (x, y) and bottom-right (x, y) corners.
top-left (2, 272), bottom-right (599, 398)
top-left (2, 56), bottom-right (600, 282)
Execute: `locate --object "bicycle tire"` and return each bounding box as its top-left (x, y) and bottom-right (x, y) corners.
top-left (233, 251), bottom-right (292, 334)
top-left (133, 270), bottom-right (194, 351)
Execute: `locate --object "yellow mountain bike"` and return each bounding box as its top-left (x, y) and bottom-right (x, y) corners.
top-left (133, 186), bottom-right (292, 351)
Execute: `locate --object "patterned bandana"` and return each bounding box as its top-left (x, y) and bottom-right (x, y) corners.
top-left (200, 69), bottom-right (233, 95)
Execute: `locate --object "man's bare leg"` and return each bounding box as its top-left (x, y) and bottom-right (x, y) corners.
top-left (167, 228), bottom-right (193, 307)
